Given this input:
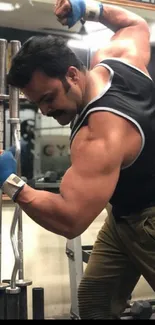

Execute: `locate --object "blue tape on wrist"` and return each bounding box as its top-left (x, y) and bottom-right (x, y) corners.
top-left (67, 0), bottom-right (86, 28)
top-left (0, 151), bottom-right (17, 187)
top-left (99, 3), bottom-right (103, 18)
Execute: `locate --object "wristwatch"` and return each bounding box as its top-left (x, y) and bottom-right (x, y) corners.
top-left (2, 173), bottom-right (26, 201)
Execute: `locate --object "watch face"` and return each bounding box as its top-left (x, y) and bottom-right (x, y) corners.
top-left (12, 175), bottom-right (20, 184)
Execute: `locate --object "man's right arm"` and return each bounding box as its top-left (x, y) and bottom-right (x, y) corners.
top-left (55, 0), bottom-right (150, 68)
top-left (96, 3), bottom-right (150, 68)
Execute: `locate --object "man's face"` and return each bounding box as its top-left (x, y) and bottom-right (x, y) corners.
top-left (22, 69), bottom-right (82, 125)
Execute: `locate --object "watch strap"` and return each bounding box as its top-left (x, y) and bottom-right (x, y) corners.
top-left (2, 173), bottom-right (26, 201)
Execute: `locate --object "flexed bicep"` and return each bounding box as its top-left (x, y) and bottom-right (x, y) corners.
top-left (59, 129), bottom-right (123, 235)
top-left (59, 111), bottom-right (142, 236)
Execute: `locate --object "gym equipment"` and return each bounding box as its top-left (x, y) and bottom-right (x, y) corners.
top-left (5, 41), bottom-right (22, 320)
top-left (131, 300), bottom-right (153, 319)
top-left (0, 38), bottom-right (47, 320)
top-left (20, 118), bottom-right (35, 180)
top-left (4, 39), bottom-right (32, 320)
top-left (21, 119), bottom-right (35, 142)
top-left (32, 287), bottom-right (45, 320)
top-left (0, 39), bottom-right (36, 320)
top-left (0, 283), bottom-right (9, 319)
top-left (44, 170), bottom-right (58, 183)
top-left (16, 279), bottom-right (32, 319)
top-left (66, 237), bottom-right (83, 319)
top-left (0, 38), bottom-right (11, 319)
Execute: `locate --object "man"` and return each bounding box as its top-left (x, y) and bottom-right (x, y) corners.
top-left (2, 0), bottom-right (155, 319)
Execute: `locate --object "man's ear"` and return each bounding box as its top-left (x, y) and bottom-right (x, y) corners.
top-left (66, 66), bottom-right (79, 83)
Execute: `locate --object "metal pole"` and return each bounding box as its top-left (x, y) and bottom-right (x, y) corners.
top-left (9, 40), bottom-right (24, 280)
top-left (5, 204), bottom-right (21, 319)
top-left (32, 287), bottom-right (45, 320)
top-left (5, 290), bottom-right (20, 319)
top-left (66, 237), bottom-right (83, 319)
top-left (0, 39), bottom-right (7, 283)
top-left (6, 40), bottom-right (32, 320)
top-left (0, 39), bottom-right (10, 319)
top-left (16, 279), bottom-right (32, 319)
top-left (6, 43), bottom-right (21, 319)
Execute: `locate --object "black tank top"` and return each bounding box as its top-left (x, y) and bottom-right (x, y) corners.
top-left (70, 59), bottom-right (155, 219)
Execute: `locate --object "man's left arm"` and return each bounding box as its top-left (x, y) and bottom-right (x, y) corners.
top-left (1, 113), bottom-right (140, 239)
top-left (15, 130), bottom-right (121, 238)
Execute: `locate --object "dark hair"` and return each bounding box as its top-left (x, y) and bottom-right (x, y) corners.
top-left (7, 35), bottom-right (86, 88)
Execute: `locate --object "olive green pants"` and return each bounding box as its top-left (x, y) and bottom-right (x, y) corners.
top-left (78, 207), bottom-right (155, 319)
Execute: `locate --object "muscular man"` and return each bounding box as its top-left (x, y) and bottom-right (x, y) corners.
top-left (3, 0), bottom-right (155, 319)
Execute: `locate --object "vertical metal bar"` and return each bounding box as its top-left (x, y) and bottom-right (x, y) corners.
top-left (32, 287), bottom-right (44, 320)
top-left (9, 40), bottom-right (21, 173)
top-left (0, 39), bottom-right (12, 320)
top-left (66, 237), bottom-right (83, 319)
top-left (5, 290), bottom-right (20, 319)
top-left (33, 111), bottom-right (42, 178)
top-left (9, 40), bottom-right (24, 282)
top-left (16, 280), bottom-right (32, 320)
top-left (0, 39), bottom-right (7, 95)
top-left (0, 290), bottom-right (5, 319)
top-left (0, 39), bottom-right (7, 286)
top-left (19, 286), bottom-right (27, 319)
top-left (0, 283), bottom-right (9, 320)
top-left (5, 41), bottom-right (21, 320)
top-left (8, 41), bottom-right (32, 320)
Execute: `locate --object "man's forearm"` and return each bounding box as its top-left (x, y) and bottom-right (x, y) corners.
top-left (15, 184), bottom-right (76, 239)
top-left (87, 2), bottom-right (147, 32)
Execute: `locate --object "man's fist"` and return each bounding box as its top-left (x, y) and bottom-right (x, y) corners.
top-left (0, 151), bottom-right (17, 187)
top-left (54, 0), bottom-right (86, 28)
top-left (54, 0), bottom-right (72, 26)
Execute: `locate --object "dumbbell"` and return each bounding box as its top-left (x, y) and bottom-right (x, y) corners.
top-left (44, 171), bottom-right (58, 183)
top-left (131, 300), bottom-right (153, 319)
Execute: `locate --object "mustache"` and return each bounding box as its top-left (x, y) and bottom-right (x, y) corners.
top-left (47, 110), bottom-right (65, 118)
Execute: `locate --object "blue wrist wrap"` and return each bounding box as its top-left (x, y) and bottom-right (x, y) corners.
top-left (67, 0), bottom-right (103, 28)
top-left (99, 3), bottom-right (103, 17)
top-left (67, 0), bottom-right (86, 28)
top-left (0, 151), bottom-right (17, 187)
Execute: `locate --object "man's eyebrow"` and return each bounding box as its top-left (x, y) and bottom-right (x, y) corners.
top-left (28, 92), bottom-right (56, 105)
top-left (27, 94), bottom-right (51, 105)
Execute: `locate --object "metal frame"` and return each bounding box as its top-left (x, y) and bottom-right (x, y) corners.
top-left (0, 39), bottom-right (7, 287)
top-left (66, 237), bottom-right (83, 319)
top-left (0, 39), bottom-right (32, 319)
top-left (33, 110), bottom-right (42, 178)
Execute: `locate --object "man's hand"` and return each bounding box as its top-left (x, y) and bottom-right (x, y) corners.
top-left (54, 0), bottom-right (86, 28)
top-left (0, 151), bottom-right (17, 187)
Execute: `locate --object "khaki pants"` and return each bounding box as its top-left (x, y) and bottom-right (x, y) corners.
top-left (78, 207), bottom-right (155, 319)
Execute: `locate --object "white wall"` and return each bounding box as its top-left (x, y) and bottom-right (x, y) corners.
top-left (1, 201), bottom-right (155, 319)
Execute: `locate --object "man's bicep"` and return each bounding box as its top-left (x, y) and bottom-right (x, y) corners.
top-left (60, 139), bottom-right (121, 230)
top-left (111, 23), bottom-right (150, 67)
top-left (91, 23), bottom-right (150, 69)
